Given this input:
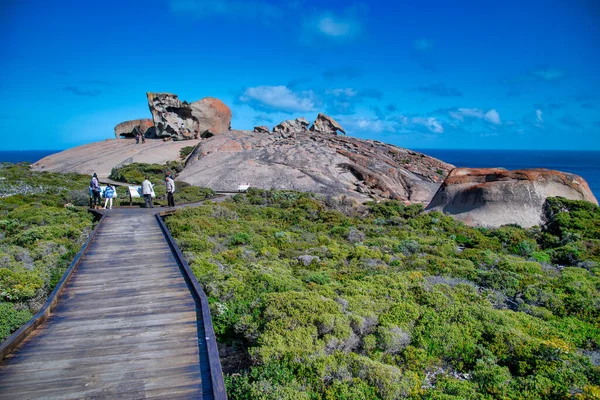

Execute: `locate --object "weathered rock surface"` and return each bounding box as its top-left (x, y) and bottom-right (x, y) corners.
top-left (310, 113), bottom-right (345, 135)
top-left (273, 117), bottom-right (309, 137)
top-left (146, 93), bottom-right (231, 140)
top-left (177, 130), bottom-right (453, 203)
top-left (425, 168), bottom-right (599, 228)
top-left (31, 139), bottom-right (200, 179)
top-left (253, 126), bottom-right (269, 134)
top-left (114, 119), bottom-right (155, 139)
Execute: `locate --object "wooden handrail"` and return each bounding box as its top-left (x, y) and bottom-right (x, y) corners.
top-left (155, 212), bottom-right (228, 400)
top-left (0, 211), bottom-right (106, 360)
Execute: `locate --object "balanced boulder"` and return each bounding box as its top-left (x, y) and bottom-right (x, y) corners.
top-left (425, 168), bottom-right (599, 228)
top-left (146, 92), bottom-right (231, 140)
top-left (114, 119), bottom-right (155, 139)
top-left (310, 113), bottom-right (345, 135)
top-left (273, 117), bottom-right (309, 137)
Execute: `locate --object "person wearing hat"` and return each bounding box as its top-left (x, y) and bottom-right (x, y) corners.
top-left (165, 174), bottom-right (176, 207)
top-left (90, 173), bottom-right (102, 209)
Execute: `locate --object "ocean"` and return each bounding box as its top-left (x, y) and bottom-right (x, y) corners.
top-left (0, 150), bottom-right (61, 163)
top-left (417, 149), bottom-right (600, 200)
top-left (1, 149), bottom-right (599, 199)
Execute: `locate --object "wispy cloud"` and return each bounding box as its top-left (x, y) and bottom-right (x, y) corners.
top-left (323, 66), bottom-right (361, 80)
top-left (536, 109), bottom-right (543, 123)
top-left (238, 85), bottom-right (318, 113)
top-left (168, 0), bottom-right (282, 20)
top-left (448, 108), bottom-right (501, 125)
top-left (413, 83), bottom-right (462, 97)
top-left (301, 5), bottom-right (365, 44)
top-left (399, 115), bottom-right (444, 133)
top-left (65, 86), bottom-right (101, 97)
top-left (338, 116), bottom-right (396, 134)
top-left (413, 38), bottom-right (433, 51)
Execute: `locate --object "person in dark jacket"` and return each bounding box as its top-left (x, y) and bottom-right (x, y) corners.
top-left (90, 173), bottom-right (102, 209)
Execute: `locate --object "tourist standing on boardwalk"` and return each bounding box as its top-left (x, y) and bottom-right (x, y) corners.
top-left (142, 176), bottom-right (154, 208)
top-left (103, 184), bottom-right (115, 210)
top-left (165, 175), bottom-right (175, 207)
top-left (90, 173), bottom-right (101, 209)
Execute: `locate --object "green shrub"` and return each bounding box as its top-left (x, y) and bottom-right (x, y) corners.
top-left (0, 302), bottom-right (32, 341)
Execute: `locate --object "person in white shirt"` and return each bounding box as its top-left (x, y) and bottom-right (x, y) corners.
top-left (165, 175), bottom-right (176, 207)
top-left (141, 177), bottom-right (154, 208)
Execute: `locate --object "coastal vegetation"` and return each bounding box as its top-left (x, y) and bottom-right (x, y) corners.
top-left (0, 163), bottom-right (95, 340)
top-left (165, 188), bottom-right (600, 399)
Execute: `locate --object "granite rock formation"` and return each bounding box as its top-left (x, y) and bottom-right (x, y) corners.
top-left (273, 117), bottom-right (310, 137)
top-left (425, 168), bottom-right (599, 228)
top-left (310, 113), bottom-right (345, 135)
top-left (114, 119), bottom-right (155, 139)
top-left (177, 130), bottom-right (453, 203)
top-left (31, 139), bottom-right (200, 179)
top-left (146, 93), bottom-right (231, 140)
top-left (253, 126), bottom-right (269, 134)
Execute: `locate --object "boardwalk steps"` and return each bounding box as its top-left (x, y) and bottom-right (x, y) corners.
top-left (0, 207), bottom-right (226, 399)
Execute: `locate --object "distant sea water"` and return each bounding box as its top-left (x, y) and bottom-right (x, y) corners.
top-left (0, 150), bottom-right (61, 163)
top-left (417, 149), bottom-right (600, 200)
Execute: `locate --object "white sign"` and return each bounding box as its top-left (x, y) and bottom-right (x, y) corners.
top-left (128, 185), bottom-right (155, 198)
top-left (238, 184), bottom-right (250, 192)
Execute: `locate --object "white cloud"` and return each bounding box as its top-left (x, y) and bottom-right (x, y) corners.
top-left (536, 109), bottom-right (543, 123)
top-left (340, 117), bottom-right (396, 133)
top-left (413, 38), bottom-right (433, 51)
top-left (301, 7), bottom-right (364, 43)
top-left (318, 17), bottom-right (353, 37)
top-left (399, 115), bottom-right (444, 133)
top-left (239, 86), bottom-right (318, 113)
top-left (449, 108), bottom-right (501, 125)
top-left (485, 109), bottom-right (501, 125)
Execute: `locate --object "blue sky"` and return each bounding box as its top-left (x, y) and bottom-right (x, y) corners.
top-left (1, 0), bottom-right (599, 150)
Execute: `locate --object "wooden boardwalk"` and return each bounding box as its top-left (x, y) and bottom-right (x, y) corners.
top-left (0, 207), bottom-right (225, 399)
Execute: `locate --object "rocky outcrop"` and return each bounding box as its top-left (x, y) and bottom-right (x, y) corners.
top-left (177, 130), bottom-right (453, 203)
top-left (146, 93), bottom-right (231, 140)
top-left (114, 119), bottom-right (155, 139)
top-left (425, 168), bottom-right (599, 228)
top-left (254, 126), bottom-right (269, 134)
top-left (31, 138), bottom-right (201, 179)
top-left (310, 113), bottom-right (345, 135)
top-left (273, 117), bottom-right (309, 137)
